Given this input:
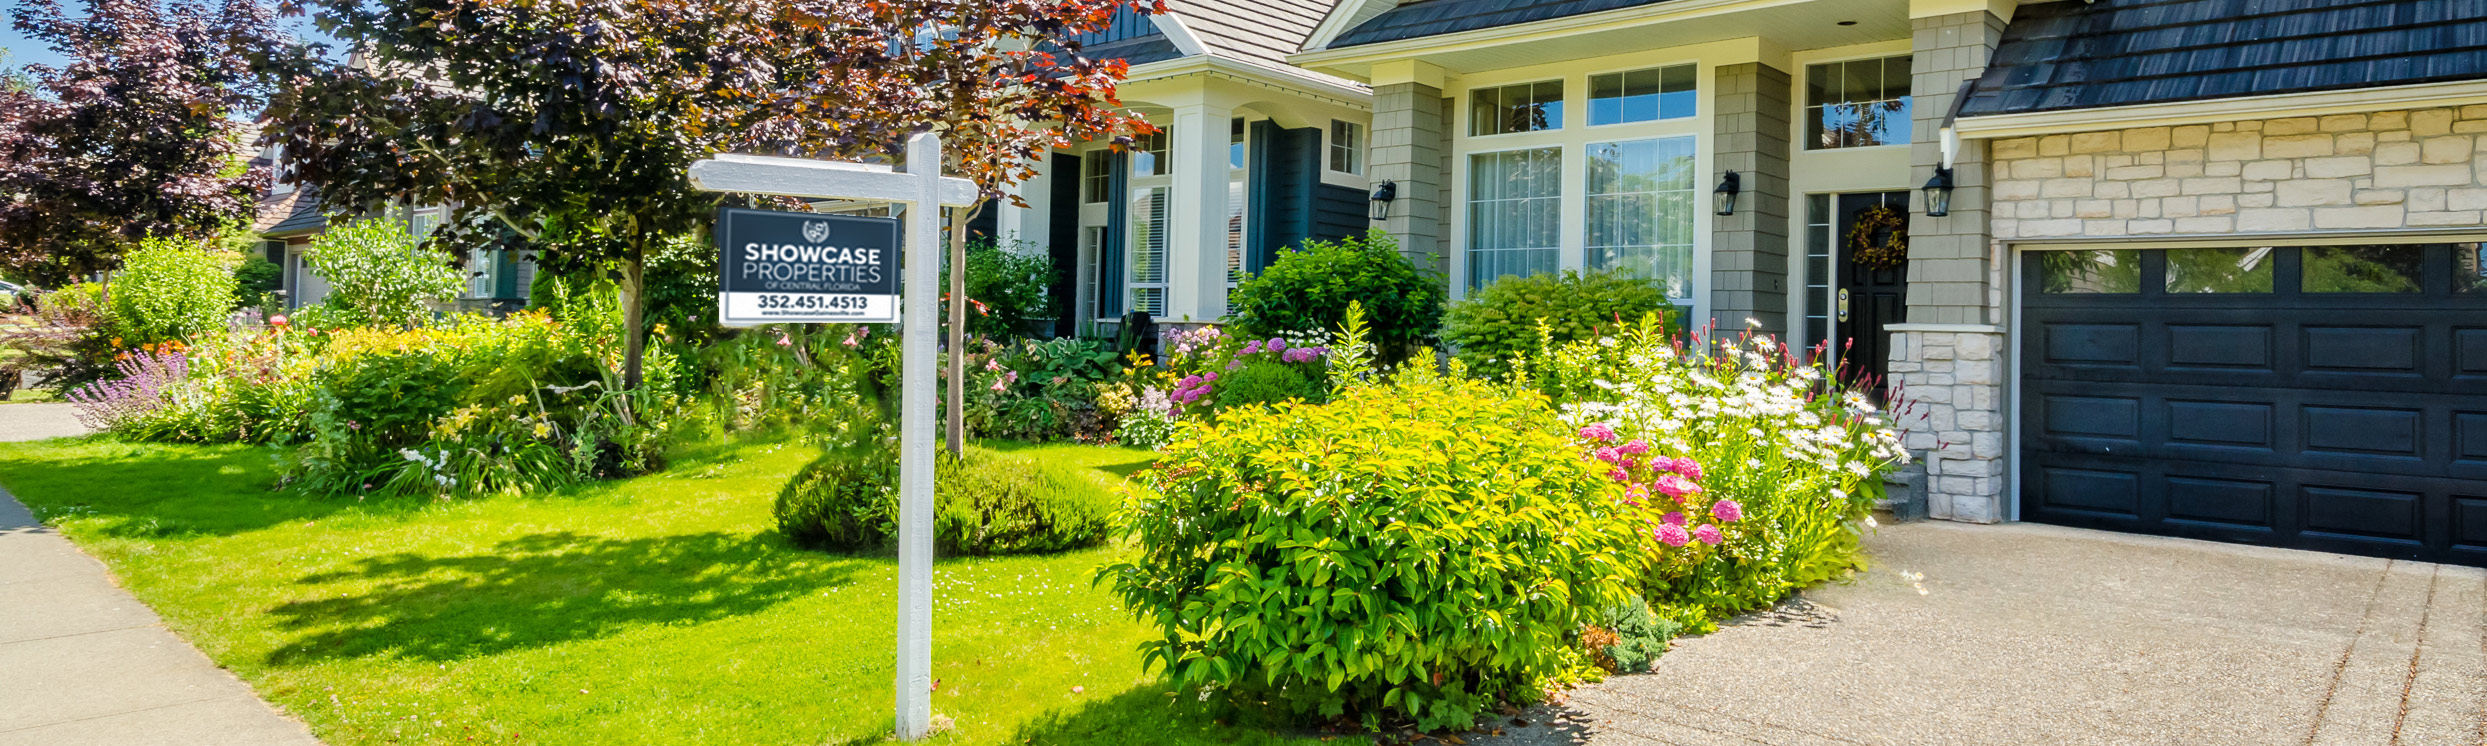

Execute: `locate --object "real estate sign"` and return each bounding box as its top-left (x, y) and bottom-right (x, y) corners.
top-left (715, 206), bottom-right (901, 326)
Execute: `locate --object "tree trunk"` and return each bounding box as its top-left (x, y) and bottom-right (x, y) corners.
top-left (944, 205), bottom-right (969, 456)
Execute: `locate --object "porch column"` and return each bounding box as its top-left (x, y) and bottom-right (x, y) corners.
top-left (1710, 61), bottom-right (1793, 335)
top-left (1894, 3), bottom-right (2011, 523)
top-left (1369, 60), bottom-right (1450, 283)
top-left (1168, 101), bottom-right (1234, 322)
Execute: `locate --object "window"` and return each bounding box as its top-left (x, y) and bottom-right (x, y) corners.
top-left (1131, 131), bottom-right (1169, 177)
top-left (2037, 250), bottom-right (2144, 294)
top-left (1589, 64), bottom-right (1696, 125)
top-left (409, 206), bottom-right (444, 238)
top-left (1329, 120), bottom-right (1364, 174)
top-left (2165, 247), bottom-right (2274, 293)
top-left (2304, 244), bottom-right (2425, 293)
top-left (1806, 56), bottom-right (1912, 149)
top-left (1803, 195), bottom-right (1832, 351)
top-left (1467, 148), bottom-right (1561, 291)
top-left (1586, 137), bottom-right (1698, 301)
top-left (1128, 187), bottom-right (1169, 315)
top-left (1081, 155), bottom-right (1110, 204)
top-left (1079, 227), bottom-right (1105, 320)
top-left (1470, 81), bottom-right (1563, 136)
top-left (2464, 244), bottom-right (2487, 293)
top-left (1225, 179), bottom-right (1246, 304)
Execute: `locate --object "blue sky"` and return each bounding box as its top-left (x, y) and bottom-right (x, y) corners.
top-left (2, 5), bottom-right (336, 75)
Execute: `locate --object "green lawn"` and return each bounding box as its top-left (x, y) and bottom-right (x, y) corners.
top-left (0, 437), bottom-right (1320, 746)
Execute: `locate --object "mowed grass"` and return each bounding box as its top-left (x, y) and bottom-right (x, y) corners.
top-left (0, 437), bottom-right (1319, 746)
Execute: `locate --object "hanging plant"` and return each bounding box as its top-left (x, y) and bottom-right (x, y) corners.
top-left (1848, 205), bottom-right (1908, 271)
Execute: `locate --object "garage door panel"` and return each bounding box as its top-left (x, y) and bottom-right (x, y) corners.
top-left (2023, 243), bottom-right (2487, 566)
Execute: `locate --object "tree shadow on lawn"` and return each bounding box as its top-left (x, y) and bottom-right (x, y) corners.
top-left (0, 442), bottom-right (394, 539)
top-left (262, 530), bottom-right (867, 665)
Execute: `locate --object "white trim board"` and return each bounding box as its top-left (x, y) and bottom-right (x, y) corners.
top-left (1955, 79), bottom-right (2487, 140)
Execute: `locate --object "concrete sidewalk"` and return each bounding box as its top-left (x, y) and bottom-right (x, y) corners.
top-left (0, 403), bottom-right (86, 442)
top-left (1483, 522), bottom-right (2487, 746)
top-left (0, 490), bottom-right (322, 746)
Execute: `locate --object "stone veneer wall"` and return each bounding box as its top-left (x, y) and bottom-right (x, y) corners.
top-left (1990, 106), bottom-right (2487, 240)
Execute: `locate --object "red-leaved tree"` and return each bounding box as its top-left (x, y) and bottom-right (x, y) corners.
top-left (0, 0), bottom-right (280, 287)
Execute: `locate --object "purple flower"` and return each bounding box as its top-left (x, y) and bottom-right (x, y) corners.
top-left (1655, 524), bottom-right (1690, 547)
top-left (1711, 499), bottom-right (1744, 523)
top-left (1180, 375), bottom-right (1201, 387)
top-left (1266, 338), bottom-right (1287, 352)
top-left (1228, 360), bottom-right (1244, 371)
top-left (1243, 342), bottom-right (1262, 355)
top-left (1577, 423), bottom-right (1616, 442)
top-left (1203, 371), bottom-right (1217, 382)
top-left (1693, 524), bottom-right (1724, 546)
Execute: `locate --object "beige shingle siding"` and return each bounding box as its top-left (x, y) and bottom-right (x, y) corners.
top-left (1169, 0), bottom-right (1335, 66)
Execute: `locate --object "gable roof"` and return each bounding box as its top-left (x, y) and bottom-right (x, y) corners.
top-left (1169, 0), bottom-right (1342, 67)
top-left (254, 186), bottom-right (328, 238)
top-left (1962, 0), bottom-right (2487, 117)
top-left (1327, 0), bottom-right (1679, 48)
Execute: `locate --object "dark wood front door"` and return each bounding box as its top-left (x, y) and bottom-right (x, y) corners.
top-left (1834, 192), bottom-right (1910, 386)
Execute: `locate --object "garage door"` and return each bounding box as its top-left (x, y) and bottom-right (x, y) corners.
top-left (2020, 243), bottom-right (2487, 566)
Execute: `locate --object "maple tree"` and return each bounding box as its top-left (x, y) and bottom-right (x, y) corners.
top-left (260, 0), bottom-right (1157, 398)
top-left (0, 0), bottom-right (280, 287)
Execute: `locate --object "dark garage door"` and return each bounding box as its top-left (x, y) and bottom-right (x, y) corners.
top-left (2021, 243), bottom-right (2487, 566)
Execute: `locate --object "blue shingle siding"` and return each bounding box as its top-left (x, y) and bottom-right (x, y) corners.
top-left (1962, 0), bottom-right (2487, 117)
top-left (1329, 0), bottom-right (1682, 48)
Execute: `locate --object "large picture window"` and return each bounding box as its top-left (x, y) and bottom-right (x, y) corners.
top-left (1586, 137), bottom-right (1698, 301)
top-left (1470, 81), bottom-right (1564, 136)
top-left (1589, 64), bottom-right (1696, 125)
top-left (1805, 56), bottom-right (1912, 149)
top-left (1128, 187), bottom-right (1168, 315)
top-left (1467, 148), bottom-right (1562, 291)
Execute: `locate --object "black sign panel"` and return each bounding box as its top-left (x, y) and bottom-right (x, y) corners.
top-left (715, 207), bottom-right (901, 325)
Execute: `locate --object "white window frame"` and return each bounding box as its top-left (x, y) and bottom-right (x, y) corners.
top-left (1801, 54), bottom-right (1915, 151)
top-left (1328, 119), bottom-right (1364, 175)
top-left (1585, 63), bottom-right (1699, 128)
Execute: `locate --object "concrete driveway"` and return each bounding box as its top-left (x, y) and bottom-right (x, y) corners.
top-left (1484, 522), bottom-right (2485, 746)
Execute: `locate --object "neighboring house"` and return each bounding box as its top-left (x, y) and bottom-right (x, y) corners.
top-left (994, 0), bottom-right (1379, 336)
top-left (249, 145), bottom-right (536, 313)
top-left (1272, 0), bottom-right (2487, 565)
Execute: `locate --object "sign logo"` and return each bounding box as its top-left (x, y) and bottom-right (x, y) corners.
top-left (802, 220), bottom-right (834, 244)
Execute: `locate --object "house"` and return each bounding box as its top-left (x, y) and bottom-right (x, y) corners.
top-left (994, 0), bottom-right (1381, 337)
top-left (1263, 0), bottom-right (2487, 564)
top-left (248, 157), bottom-right (538, 314)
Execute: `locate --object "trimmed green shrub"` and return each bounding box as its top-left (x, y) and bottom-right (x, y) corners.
top-left (1211, 356), bottom-right (1324, 411)
top-left (775, 444), bottom-right (900, 552)
top-left (1101, 366), bottom-right (1641, 731)
top-left (1225, 229), bottom-right (1442, 360)
top-left (1443, 269), bottom-right (1674, 377)
top-left (109, 238), bottom-right (237, 343)
top-left (304, 218), bottom-right (464, 328)
top-left (775, 444), bottom-right (1116, 555)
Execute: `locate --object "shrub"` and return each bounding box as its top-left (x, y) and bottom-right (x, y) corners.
top-left (1536, 315), bottom-right (1910, 631)
top-left (1225, 230), bottom-right (1442, 360)
top-left (965, 337), bottom-right (1119, 442)
top-left (776, 444), bottom-right (1117, 555)
top-left (1101, 367), bottom-right (1642, 731)
top-left (1212, 356), bottom-right (1323, 411)
top-left (1583, 596), bottom-right (1677, 674)
top-left (943, 236), bottom-right (1054, 338)
top-left (1443, 269), bottom-right (1674, 377)
top-left (109, 238), bottom-right (237, 344)
top-left (233, 253), bottom-right (283, 304)
top-left (305, 218), bottom-right (465, 328)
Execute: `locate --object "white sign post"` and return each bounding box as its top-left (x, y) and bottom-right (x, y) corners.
top-left (689, 133), bottom-right (975, 741)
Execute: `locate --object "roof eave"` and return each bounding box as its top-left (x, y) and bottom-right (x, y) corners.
top-left (1955, 78), bottom-right (2487, 140)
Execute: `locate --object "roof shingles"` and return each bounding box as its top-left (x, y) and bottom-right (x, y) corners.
top-left (1963, 0), bottom-right (2487, 117)
top-left (1328, 0), bottom-right (1681, 48)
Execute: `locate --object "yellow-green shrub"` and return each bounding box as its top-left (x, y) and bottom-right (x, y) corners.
top-left (1100, 366), bottom-right (1642, 731)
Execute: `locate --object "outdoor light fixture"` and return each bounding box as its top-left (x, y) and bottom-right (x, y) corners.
top-left (1713, 171), bottom-right (1741, 216)
top-left (1924, 166), bottom-right (1955, 218)
top-left (1368, 180), bottom-right (1397, 221)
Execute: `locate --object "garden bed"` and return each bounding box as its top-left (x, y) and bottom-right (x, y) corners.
top-left (0, 438), bottom-right (1316, 746)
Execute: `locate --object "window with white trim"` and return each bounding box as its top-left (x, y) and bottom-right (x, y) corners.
top-left (1131, 131), bottom-right (1169, 177)
top-left (1469, 80), bottom-right (1564, 136)
top-left (1127, 186), bottom-right (1168, 316)
top-left (1466, 147), bottom-right (1562, 291)
top-left (1329, 120), bottom-right (1363, 174)
top-left (1585, 136), bottom-right (1698, 302)
top-left (1081, 155), bottom-right (1110, 204)
top-left (1589, 64), bottom-right (1696, 125)
top-left (1805, 56), bottom-right (1912, 149)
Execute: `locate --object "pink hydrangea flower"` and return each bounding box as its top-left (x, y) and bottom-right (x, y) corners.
top-left (1655, 523), bottom-right (1691, 547)
top-left (1577, 423), bottom-right (1616, 442)
top-left (1624, 483), bottom-right (1649, 504)
top-left (1661, 511), bottom-right (1686, 526)
top-left (1606, 467), bottom-right (1631, 482)
top-left (1711, 499), bottom-right (1743, 523)
top-left (1593, 446), bottom-right (1621, 464)
top-left (1669, 458), bottom-right (1705, 481)
top-left (1653, 473), bottom-right (1702, 498)
top-left (1693, 524), bottom-right (1724, 545)
top-left (1617, 439), bottom-right (1650, 456)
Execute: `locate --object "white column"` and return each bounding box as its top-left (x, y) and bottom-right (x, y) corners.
top-left (1167, 101), bottom-right (1233, 322)
top-left (894, 132), bottom-right (943, 741)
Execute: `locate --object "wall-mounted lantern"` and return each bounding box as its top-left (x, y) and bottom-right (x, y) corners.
top-left (1713, 171), bottom-right (1741, 217)
top-left (1923, 166), bottom-right (1955, 218)
top-left (1368, 180), bottom-right (1397, 222)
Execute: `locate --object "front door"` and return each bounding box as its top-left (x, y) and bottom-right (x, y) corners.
top-left (1834, 191), bottom-right (1910, 386)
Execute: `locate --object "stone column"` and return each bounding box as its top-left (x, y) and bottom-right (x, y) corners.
top-left (1710, 62), bottom-right (1793, 335)
top-left (1168, 101), bottom-right (1234, 322)
top-left (1892, 8), bottom-right (2008, 523)
top-left (1369, 61), bottom-right (1451, 282)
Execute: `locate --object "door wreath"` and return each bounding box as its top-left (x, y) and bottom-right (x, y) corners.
top-left (1847, 204), bottom-right (1908, 271)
